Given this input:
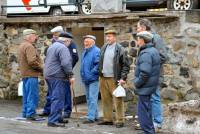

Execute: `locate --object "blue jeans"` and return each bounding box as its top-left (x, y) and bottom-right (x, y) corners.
top-left (138, 95), bottom-right (155, 134)
top-left (64, 80), bottom-right (72, 117)
top-left (151, 88), bottom-right (163, 126)
top-left (84, 81), bottom-right (99, 121)
top-left (22, 77), bottom-right (39, 118)
top-left (47, 79), bottom-right (66, 123)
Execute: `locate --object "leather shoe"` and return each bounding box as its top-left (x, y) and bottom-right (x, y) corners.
top-left (116, 122), bottom-right (124, 128)
top-left (83, 120), bottom-right (94, 124)
top-left (58, 119), bottom-right (69, 124)
top-left (97, 121), bottom-right (113, 125)
top-left (38, 113), bottom-right (49, 117)
top-left (47, 123), bottom-right (65, 127)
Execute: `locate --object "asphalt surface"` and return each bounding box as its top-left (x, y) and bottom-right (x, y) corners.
top-left (0, 100), bottom-right (140, 134)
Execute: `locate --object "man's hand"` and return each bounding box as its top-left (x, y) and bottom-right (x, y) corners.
top-left (70, 78), bottom-right (75, 85)
top-left (118, 79), bottom-right (126, 85)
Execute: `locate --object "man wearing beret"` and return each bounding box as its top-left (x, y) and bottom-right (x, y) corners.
top-left (98, 29), bottom-right (130, 128)
top-left (80, 35), bottom-right (100, 124)
top-left (44, 32), bottom-right (73, 127)
top-left (134, 31), bottom-right (161, 134)
top-left (18, 29), bottom-right (43, 120)
top-left (62, 32), bottom-right (79, 119)
top-left (41, 31), bottom-right (79, 119)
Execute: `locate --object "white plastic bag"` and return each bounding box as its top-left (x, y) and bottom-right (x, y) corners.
top-left (113, 85), bottom-right (126, 97)
top-left (18, 81), bottom-right (23, 96)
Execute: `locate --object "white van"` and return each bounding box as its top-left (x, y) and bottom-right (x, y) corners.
top-left (3, 0), bottom-right (91, 16)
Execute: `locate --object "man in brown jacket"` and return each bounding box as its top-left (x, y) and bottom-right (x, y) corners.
top-left (18, 29), bottom-right (43, 121)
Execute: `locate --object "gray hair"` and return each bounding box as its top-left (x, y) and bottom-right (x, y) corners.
top-left (58, 37), bottom-right (72, 42)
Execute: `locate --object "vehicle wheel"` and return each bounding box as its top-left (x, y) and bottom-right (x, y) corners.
top-left (50, 7), bottom-right (63, 16)
top-left (78, 0), bottom-right (92, 15)
top-left (167, 0), bottom-right (198, 10)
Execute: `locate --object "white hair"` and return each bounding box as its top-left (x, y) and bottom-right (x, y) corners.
top-left (58, 37), bottom-right (72, 42)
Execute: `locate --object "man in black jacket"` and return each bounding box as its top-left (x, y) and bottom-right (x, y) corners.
top-left (98, 29), bottom-right (130, 128)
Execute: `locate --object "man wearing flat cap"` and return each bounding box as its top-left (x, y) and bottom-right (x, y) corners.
top-left (136, 19), bottom-right (168, 132)
top-left (80, 35), bottom-right (100, 124)
top-left (133, 31), bottom-right (161, 134)
top-left (44, 26), bottom-right (64, 56)
top-left (40, 26), bottom-right (64, 117)
top-left (44, 32), bottom-right (73, 127)
top-left (18, 29), bottom-right (43, 121)
top-left (98, 29), bottom-right (130, 128)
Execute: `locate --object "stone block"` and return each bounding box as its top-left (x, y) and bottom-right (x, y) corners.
top-left (184, 92), bottom-right (200, 101)
top-left (172, 40), bottom-right (185, 52)
top-left (163, 64), bottom-right (174, 75)
top-left (185, 27), bottom-right (200, 39)
top-left (5, 27), bottom-right (18, 36)
top-left (161, 88), bottom-right (178, 101)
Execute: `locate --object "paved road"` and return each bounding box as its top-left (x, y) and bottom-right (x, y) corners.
top-left (0, 100), bottom-right (140, 134)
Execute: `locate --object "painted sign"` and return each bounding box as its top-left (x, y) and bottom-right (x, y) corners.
top-left (22, 0), bottom-right (32, 10)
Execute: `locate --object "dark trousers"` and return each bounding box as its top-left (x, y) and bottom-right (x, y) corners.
top-left (47, 79), bottom-right (66, 123)
top-left (43, 80), bottom-right (72, 117)
top-left (43, 85), bottom-right (51, 115)
top-left (138, 95), bottom-right (155, 134)
top-left (64, 80), bottom-right (72, 117)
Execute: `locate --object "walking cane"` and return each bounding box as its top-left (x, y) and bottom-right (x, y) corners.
top-left (70, 79), bottom-right (80, 127)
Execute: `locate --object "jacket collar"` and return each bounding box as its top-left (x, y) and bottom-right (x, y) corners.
top-left (85, 44), bottom-right (96, 52)
top-left (139, 42), bottom-right (154, 51)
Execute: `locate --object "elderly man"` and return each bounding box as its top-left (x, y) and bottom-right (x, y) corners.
top-left (63, 32), bottom-right (79, 119)
top-left (80, 35), bottom-right (100, 124)
top-left (134, 31), bottom-right (161, 134)
top-left (44, 32), bottom-right (73, 127)
top-left (135, 18), bottom-right (168, 131)
top-left (18, 29), bottom-right (43, 120)
top-left (44, 26), bottom-right (64, 56)
top-left (98, 29), bottom-right (130, 128)
top-left (40, 26), bottom-right (64, 117)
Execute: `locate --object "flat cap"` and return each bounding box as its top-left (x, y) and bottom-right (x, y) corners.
top-left (137, 31), bottom-right (153, 42)
top-left (83, 35), bottom-right (96, 41)
top-left (59, 32), bottom-right (73, 39)
top-left (51, 26), bottom-right (64, 33)
top-left (105, 29), bottom-right (118, 35)
top-left (23, 29), bottom-right (37, 36)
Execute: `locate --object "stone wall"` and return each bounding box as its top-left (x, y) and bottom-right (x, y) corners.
top-left (0, 11), bottom-right (199, 105)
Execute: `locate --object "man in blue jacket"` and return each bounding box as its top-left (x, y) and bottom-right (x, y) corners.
top-left (134, 31), bottom-right (161, 134)
top-left (80, 35), bottom-right (100, 124)
top-left (136, 19), bottom-right (168, 131)
top-left (44, 32), bottom-right (73, 127)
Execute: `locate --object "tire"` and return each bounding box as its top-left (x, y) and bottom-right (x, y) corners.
top-left (50, 7), bottom-right (63, 16)
top-left (167, 0), bottom-right (198, 10)
top-left (78, 0), bottom-right (92, 15)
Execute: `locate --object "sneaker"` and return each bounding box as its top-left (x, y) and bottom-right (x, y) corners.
top-left (47, 123), bottom-right (65, 127)
top-left (97, 121), bottom-right (113, 125)
top-left (83, 119), bottom-right (94, 124)
top-left (154, 123), bottom-right (162, 133)
top-left (134, 123), bottom-right (142, 130)
top-left (116, 122), bottom-right (124, 128)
